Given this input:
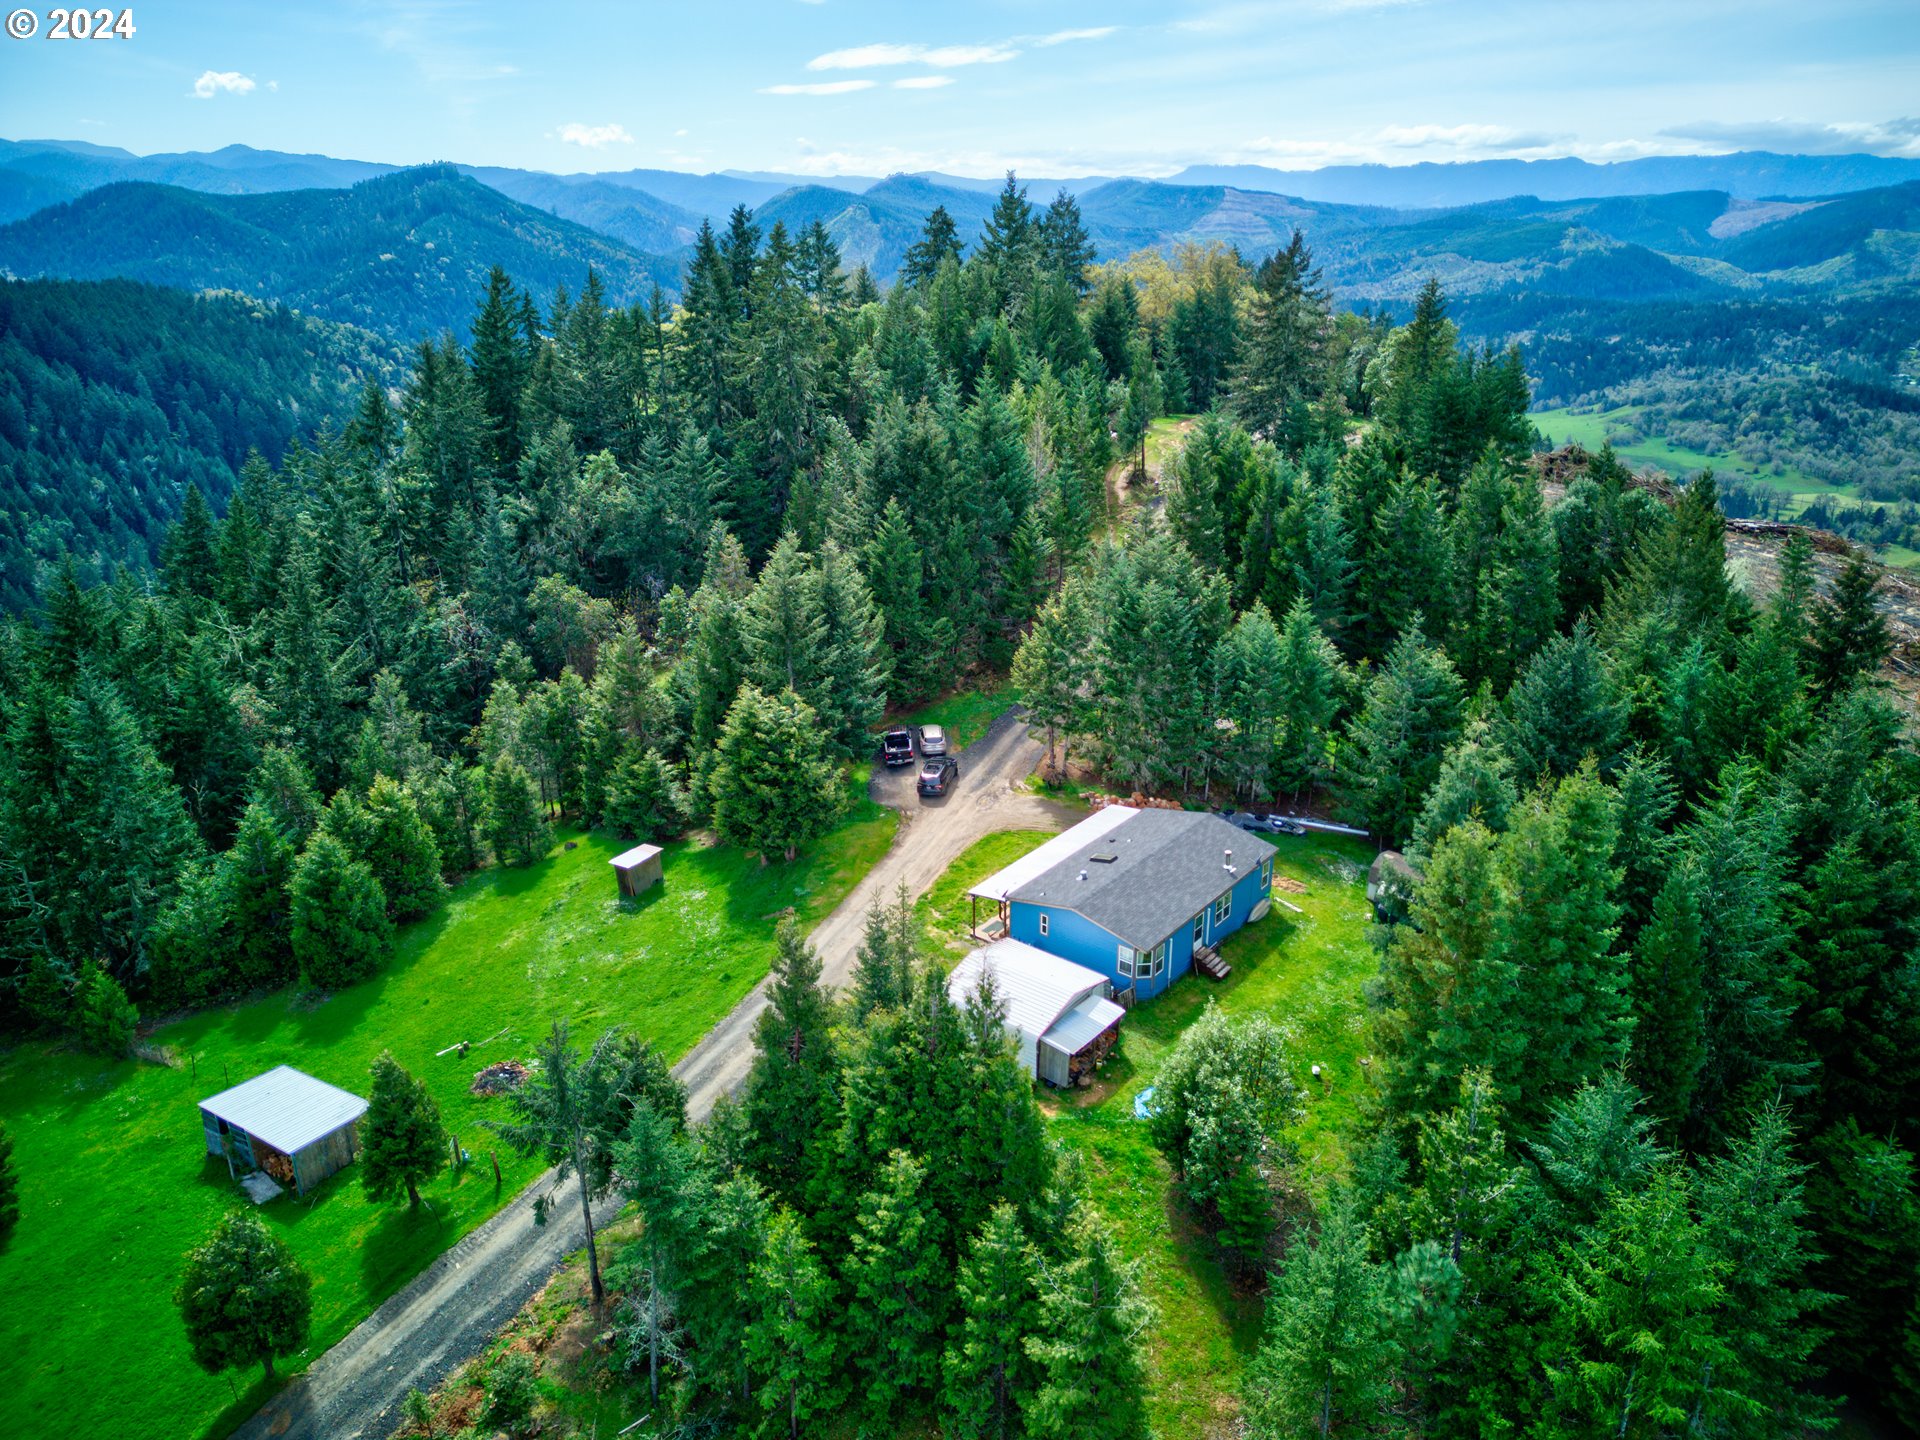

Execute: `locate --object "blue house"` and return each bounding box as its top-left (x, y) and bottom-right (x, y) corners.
top-left (968, 806), bottom-right (1277, 1001)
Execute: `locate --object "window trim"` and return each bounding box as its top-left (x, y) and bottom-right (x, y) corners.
top-left (1261, 858), bottom-right (1273, 887)
top-left (1213, 890), bottom-right (1232, 925)
top-left (1192, 912), bottom-right (1205, 947)
top-left (1117, 944), bottom-right (1136, 979)
top-left (1037, 911), bottom-right (1050, 938)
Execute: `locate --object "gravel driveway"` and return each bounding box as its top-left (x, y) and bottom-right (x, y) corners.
top-left (235, 706), bottom-right (1077, 1440)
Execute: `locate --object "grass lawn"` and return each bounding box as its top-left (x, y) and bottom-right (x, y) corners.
top-left (0, 793), bottom-right (895, 1440)
top-left (913, 829), bottom-right (1056, 960)
top-left (885, 677), bottom-right (1023, 754)
top-left (1041, 833), bottom-right (1379, 1438)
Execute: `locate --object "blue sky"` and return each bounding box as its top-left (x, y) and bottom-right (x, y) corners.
top-left (3, 0), bottom-right (1917, 177)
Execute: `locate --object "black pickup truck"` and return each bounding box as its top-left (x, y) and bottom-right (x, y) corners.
top-left (881, 728), bottom-right (916, 767)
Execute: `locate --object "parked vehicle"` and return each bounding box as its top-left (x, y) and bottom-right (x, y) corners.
top-left (1220, 810), bottom-right (1268, 833)
top-left (1265, 816), bottom-right (1309, 836)
top-left (881, 728), bottom-right (915, 767)
top-left (918, 724), bottom-right (949, 757)
top-left (918, 755), bottom-right (959, 797)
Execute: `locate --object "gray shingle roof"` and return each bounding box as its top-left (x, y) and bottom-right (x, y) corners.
top-left (1007, 808), bottom-right (1276, 951)
top-left (199, 1064), bottom-right (368, 1155)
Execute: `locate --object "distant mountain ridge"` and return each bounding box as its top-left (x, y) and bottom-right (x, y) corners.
top-left (0, 164), bottom-right (680, 343)
top-left (1168, 151), bottom-right (1920, 207)
top-left (3, 146), bottom-right (1918, 343)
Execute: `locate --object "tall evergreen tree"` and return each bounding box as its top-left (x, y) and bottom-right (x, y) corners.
top-left (361, 1051), bottom-right (447, 1208)
top-left (944, 1201), bottom-right (1041, 1440)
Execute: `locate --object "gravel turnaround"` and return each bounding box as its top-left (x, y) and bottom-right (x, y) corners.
top-left (234, 707), bottom-right (1075, 1440)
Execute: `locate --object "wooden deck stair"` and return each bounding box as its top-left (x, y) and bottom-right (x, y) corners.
top-left (1193, 944), bottom-right (1232, 981)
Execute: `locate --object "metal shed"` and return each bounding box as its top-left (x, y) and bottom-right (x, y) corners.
top-left (610, 843), bottom-right (664, 899)
top-left (199, 1065), bottom-right (368, 1197)
top-left (947, 940), bottom-right (1125, 1087)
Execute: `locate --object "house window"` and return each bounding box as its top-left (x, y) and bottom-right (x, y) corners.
top-left (1213, 891), bottom-right (1232, 925)
top-left (1038, 912), bottom-right (1050, 938)
top-left (1145, 940), bottom-right (1167, 979)
top-left (1192, 912), bottom-right (1205, 947)
top-left (1261, 858), bottom-right (1273, 887)
top-left (1117, 944), bottom-right (1135, 979)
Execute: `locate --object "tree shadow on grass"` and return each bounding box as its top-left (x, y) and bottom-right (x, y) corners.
top-left (357, 1196), bottom-right (455, 1300)
top-left (195, 1370), bottom-right (280, 1440)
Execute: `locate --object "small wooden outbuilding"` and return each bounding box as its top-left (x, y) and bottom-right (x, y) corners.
top-left (199, 1065), bottom-right (368, 1197)
top-left (610, 843), bottom-right (664, 899)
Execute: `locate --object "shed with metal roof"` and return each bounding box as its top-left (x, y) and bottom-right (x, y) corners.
top-left (947, 940), bottom-right (1125, 1086)
top-left (199, 1065), bottom-right (368, 1197)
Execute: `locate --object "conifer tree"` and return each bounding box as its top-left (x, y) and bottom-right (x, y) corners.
top-left (1229, 230), bottom-right (1330, 443)
top-left (1337, 622), bottom-right (1465, 848)
top-left (1540, 1167), bottom-right (1732, 1435)
top-left (251, 746), bottom-right (323, 847)
top-left (1378, 822), bottom-right (1513, 1123)
top-left (175, 1211), bottom-right (312, 1383)
top-left (1037, 190), bottom-right (1096, 293)
top-left (484, 754), bottom-right (551, 868)
top-left (1497, 619), bottom-right (1626, 783)
top-left (612, 1098), bottom-right (709, 1405)
top-left (850, 885), bottom-right (915, 1020)
top-left (488, 1020), bottom-right (684, 1306)
top-left (361, 1051), bottom-right (447, 1208)
top-left (1272, 597), bottom-right (1348, 799)
top-left (290, 831), bottom-right (391, 990)
top-left (977, 173), bottom-right (1038, 310)
top-left (1025, 1209), bottom-right (1151, 1440)
top-left (1628, 863), bottom-right (1708, 1145)
top-left (743, 915), bottom-right (839, 1204)
top-left (354, 776), bottom-right (445, 922)
top-left (1697, 1103), bottom-right (1834, 1438)
top-left (601, 748), bottom-right (682, 842)
top-left (1807, 553), bottom-right (1891, 702)
top-left (747, 1209), bottom-right (840, 1440)
top-left (161, 484), bottom-right (220, 602)
top-left (1213, 603), bottom-right (1289, 797)
top-left (709, 687), bottom-right (841, 862)
top-left (1409, 718), bottom-right (1517, 861)
top-left (846, 1149), bottom-right (950, 1414)
top-left (1243, 1198), bottom-right (1396, 1439)
top-left (1013, 588), bottom-right (1091, 781)
top-left (944, 1202), bottom-right (1041, 1440)
top-left (74, 960), bottom-right (138, 1056)
top-left (1495, 764), bottom-right (1627, 1131)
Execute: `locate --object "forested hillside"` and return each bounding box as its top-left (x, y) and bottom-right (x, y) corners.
top-left (0, 164), bottom-right (681, 343)
top-left (0, 277), bottom-right (390, 610)
top-left (2, 173), bottom-right (1915, 1434)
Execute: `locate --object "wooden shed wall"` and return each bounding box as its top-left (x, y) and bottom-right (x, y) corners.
top-left (293, 1121), bottom-right (361, 1193)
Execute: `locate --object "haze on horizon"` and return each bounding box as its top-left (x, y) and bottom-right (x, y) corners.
top-left (2, 0), bottom-right (1916, 181)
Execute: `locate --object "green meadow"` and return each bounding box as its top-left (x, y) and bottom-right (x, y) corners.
top-left (0, 799), bottom-right (895, 1440)
top-left (1531, 404), bottom-right (1852, 502)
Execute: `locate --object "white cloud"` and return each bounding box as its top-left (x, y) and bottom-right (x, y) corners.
top-left (191, 70), bottom-right (256, 99)
top-left (558, 122), bottom-right (636, 148)
top-left (674, 127), bottom-right (689, 137)
top-left (1660, 116), bottom-right (1920, 159)
top-left (1032, 27), bottom-right (1117, 45)
top-left (807, 41), bottom-right (1018, 70)
top-left (892, 75), bottom-right (954, 90)
top-left (762, 79), bottom-right (878, 95)
top-left (1376, 123), bottom-right (1557, 151)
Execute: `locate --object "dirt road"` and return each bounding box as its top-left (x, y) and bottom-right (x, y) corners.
top-left (235, 707), bottom-right (1075, 1440)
